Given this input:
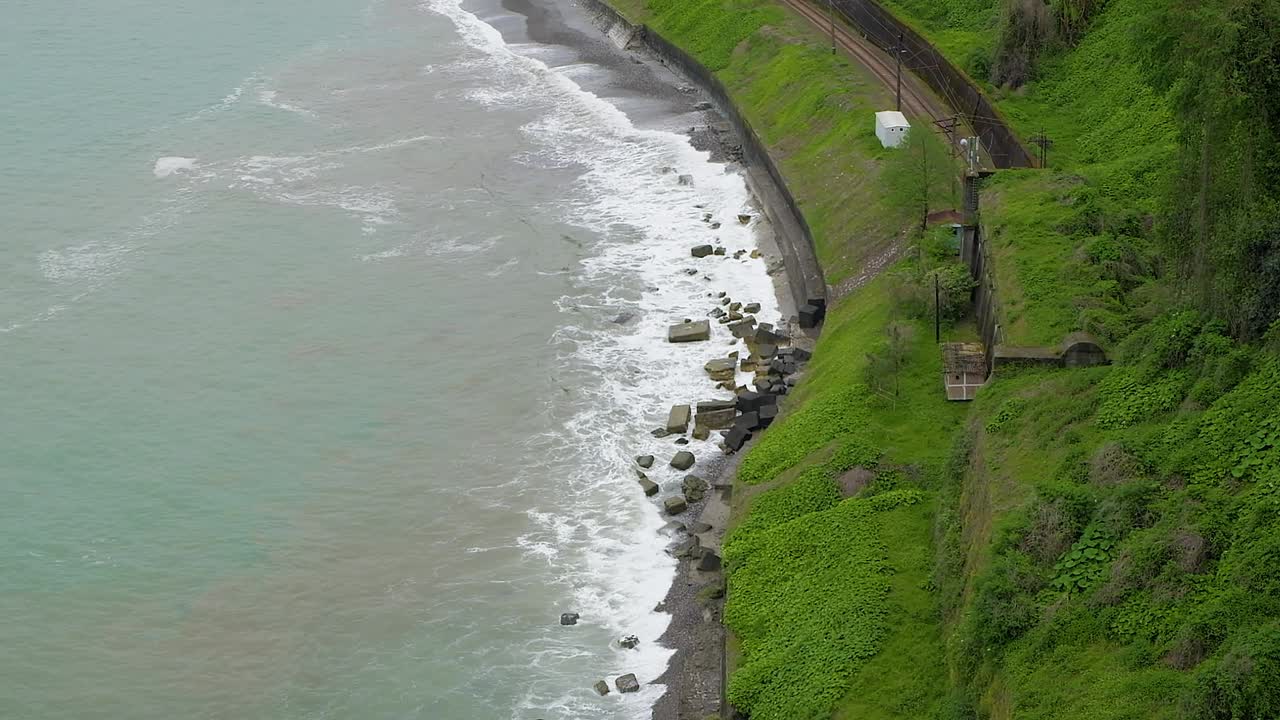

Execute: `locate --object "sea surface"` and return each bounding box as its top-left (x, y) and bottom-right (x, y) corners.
top-left (0, 0), bottom-right (779, 717)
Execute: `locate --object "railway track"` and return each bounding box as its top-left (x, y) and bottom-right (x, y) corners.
top-left (777, 0), bottom-right (984, 159)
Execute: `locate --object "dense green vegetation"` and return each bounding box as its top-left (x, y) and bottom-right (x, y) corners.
top-left (603, 0), bottom-right (1280, 715)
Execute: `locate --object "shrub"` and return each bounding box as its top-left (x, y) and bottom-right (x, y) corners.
top-left (1184, 624), bottom-right (1280, 719)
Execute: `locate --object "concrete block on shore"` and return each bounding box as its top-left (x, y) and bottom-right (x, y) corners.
top-left (728, 318), bottom-right (757, 338)
top-left (690, 244), bottom-right (713, 258)
top-left (560, 613), bottom-right (580, 626)
top-left (616, 674), bottom-right (641, 693)
top-left (704, 358), bottom-right (736, 382)
top-left (723, 425), bottom-right (751, 452)
top-left (594, 680), bottom-right (610, 696)
top-left (695, 400), bottom-right (737, 430)
top-left (738, 214), bottom-right (752, 224)
top-left (670, 450), bottom-right (695, 470)
top-left (666, 404), bottom-right (691, 434)
top-left (636, 454), bottom-right (654, 469)
top-left (744, 302), bottom-right (761, 314)
top-left (692, 426), bottom-right (710, 440)
top-left (668, 320), bottom-right (710, 343)
top-left (759, 403), bottom-right (778, 428)
top-left (638, 478), bottom-right (659, 496)
top-left (798, 303), bottom-right (823, 328)
top-left (677, 175), bottom-right (694, 186)
top-left (664, 496), bottom-right (688, 515)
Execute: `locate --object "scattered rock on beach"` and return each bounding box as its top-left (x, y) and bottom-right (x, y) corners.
top-left (620, 635), bottom-right (640, 649)
top-left (560, 613), bottom-right (580, 626)
top-left (636, 455), bottom-right (654, 469)
top-left (616, 674), bottom-right (641, 693)
top-left (694, 101), bottom-right (713, 111)
top-left (692, 426), bottom-right (710, 440)
top-left (728, 318), bottom-right (757, 338)
top-left (713, 246), bottom-right (725, 255)
top-left (691, 244), bottom-right (713, 258)
top-left (673, 535), bottom-right (701, 558)
top-left (610, 312), bottom-right (636, 325)
top-left (670, 450), bottom-right (695, 470)
top-left (660, 520), bottom-right (687, 535)
top-left (697, 551), bottom-right (722, 572)
top-left (638, 478), bottom-right (659, 496)
top-left (750, 249), bottom-right (761, 259)
top-left (664, 496), bottom-right (688, 515)
top-left (682, 475), bottom-right (709, 502)
top-left (710, 222), bottom-right (721, 230)
top-left (689, 521), bottom-right (713, 534)
top-left (738, 214), bottom-right (752, 224)
top-left (594, 680), bottom-right (610, 696)
top-left (668, 320), bottom-right (710, 343)
top-left (744, 302), bottom-right (761, 314)
top-left (677, 174), bottom-right (694, 186)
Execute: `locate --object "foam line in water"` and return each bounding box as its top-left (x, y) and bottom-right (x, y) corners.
top-left (419, 0), bottom-right (782, 716)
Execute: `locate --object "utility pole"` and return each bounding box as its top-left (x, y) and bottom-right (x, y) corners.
top-left (828, 0), bottom-right (836, 54)
top-left (895, 32), bottom-right (904, 111)
top-left (934, 115), bottom-right (959, 203)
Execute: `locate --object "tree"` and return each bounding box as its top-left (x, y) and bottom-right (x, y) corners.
top-left (884, 127), bottom-right (951, 232)
top-left (864, 321), bottom-right (915, 402)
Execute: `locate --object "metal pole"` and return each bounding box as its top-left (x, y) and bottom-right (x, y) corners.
top-left (895, 32), bottom-right (903, 112)
top-left (828, 0), bottom-right (835, 53)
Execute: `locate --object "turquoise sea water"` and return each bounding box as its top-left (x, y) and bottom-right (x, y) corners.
top-left (1, 1), bottom-right (781, 717)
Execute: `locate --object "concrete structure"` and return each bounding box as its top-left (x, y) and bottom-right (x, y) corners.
top-left (875, 111), bottom-right (911, 149)
top-left (942, 343), bottom-right (987, 401)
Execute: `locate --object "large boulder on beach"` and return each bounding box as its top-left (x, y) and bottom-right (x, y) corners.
top-left (616, 674), bottom-right (641, 693)
top-left (620, 634), bottom-right (640, 649)
top-left (691, 244), bottom-right (713, 258)
top-left (594, 680), bottom-right (610, 696)
top-left (560, 613), bottom-right (580, 626)
top-left (744, 302), bottom-right (761, 314)
top-left (638, 478), bottom-right (659, 496)
top-left (677, 175), bottom-right (694, 186)
top-left (697, 551), bottom-right (722, 572)
top-left (668, 320), bottom-right (710, 343)
top-left (664, 496), bottom-right (688, 515)
top-left (704, 358), bottom-right (736, 382)
top-left (666, 404), bottom-right (691, 434)
top-left (758, 403), bottom-right (778, 428)
top-left (673, 535), bottom-right (701, 559)
top-left (670, 450), bottom-right (695, 470)
top-left (636, 455), bottom-right (654, 469)
top-left (682, 475), bottom-right (709, 503)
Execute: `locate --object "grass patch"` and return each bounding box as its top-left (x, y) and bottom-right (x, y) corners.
top-left (724, 489), bottom-right (926, 720)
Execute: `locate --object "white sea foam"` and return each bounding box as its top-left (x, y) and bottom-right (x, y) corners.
top-left (419, 0), bottom-right (782, 716)
top-left (257, 88), bottom-right (318, 118)
top-left (153, 157), bottom-right (197, 178)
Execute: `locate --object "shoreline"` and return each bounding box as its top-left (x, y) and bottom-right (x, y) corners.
top-left (553, 1), bottom-right (822, 717)
top-left (493, 0), bottom-right (819, 715)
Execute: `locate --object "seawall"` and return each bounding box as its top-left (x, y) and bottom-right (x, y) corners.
top-left (580, 0), bottom-right (829, 318)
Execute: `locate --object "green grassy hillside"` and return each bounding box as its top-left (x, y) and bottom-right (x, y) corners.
top-left (604, 0), bottom-right (1280, 715)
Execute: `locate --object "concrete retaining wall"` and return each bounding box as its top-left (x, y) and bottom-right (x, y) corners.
top-left (582, 0), bottom-right (829, 315)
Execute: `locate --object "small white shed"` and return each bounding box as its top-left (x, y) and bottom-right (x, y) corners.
top-left (875, 111), bottom-right (911, 149)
